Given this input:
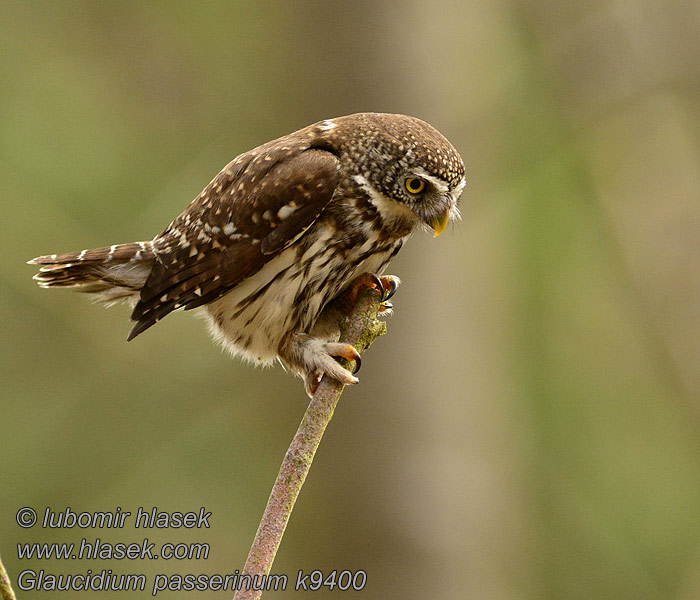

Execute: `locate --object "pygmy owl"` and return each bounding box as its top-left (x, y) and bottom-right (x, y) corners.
top-left (30, 113), bottom-right (466, 396)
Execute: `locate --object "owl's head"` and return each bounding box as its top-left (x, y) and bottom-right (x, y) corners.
top-left (322, 112), bottom-right (466, 237)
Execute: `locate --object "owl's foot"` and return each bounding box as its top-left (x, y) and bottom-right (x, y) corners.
top-left (349, 273), bottom-right (400, 304)
top-left (288, 336), bottom-right (361, 397)
top-left (290, 275), bottom-right (400, 396)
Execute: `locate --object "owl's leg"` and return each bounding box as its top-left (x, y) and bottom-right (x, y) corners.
top-left (283, 273), bottom-right (400, 397)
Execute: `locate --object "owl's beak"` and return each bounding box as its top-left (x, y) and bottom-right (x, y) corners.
top-left (429, 210), bottom-right (450, 237)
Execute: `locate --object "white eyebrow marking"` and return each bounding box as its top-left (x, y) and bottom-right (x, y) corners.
top-left (412, 167), bottom-right (449, 193)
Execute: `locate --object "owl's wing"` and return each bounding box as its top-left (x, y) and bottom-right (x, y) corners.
top-left (127, 147), bottom-right (340, 340)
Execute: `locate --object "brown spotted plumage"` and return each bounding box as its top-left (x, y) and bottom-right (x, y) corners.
top-left (30, 113), bottom-right (466, 395)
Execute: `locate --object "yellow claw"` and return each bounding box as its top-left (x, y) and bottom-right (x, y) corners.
top-left (430, 211), bottom-right (450, 237)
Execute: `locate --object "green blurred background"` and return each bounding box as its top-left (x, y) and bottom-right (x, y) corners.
top-left (2, 1), bottom-right (700, 598)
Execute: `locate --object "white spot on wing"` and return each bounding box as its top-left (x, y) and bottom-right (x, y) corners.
top-left (277, 205), bottom-right (296, 220)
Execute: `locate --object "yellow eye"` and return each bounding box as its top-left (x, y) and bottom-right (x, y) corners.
top-left (404, 177), bottom-right (426, 195)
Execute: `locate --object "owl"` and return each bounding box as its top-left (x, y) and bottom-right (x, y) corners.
top-left (30, 113), bottom-right (466, 396)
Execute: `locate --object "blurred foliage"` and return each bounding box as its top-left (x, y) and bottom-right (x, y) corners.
top-left (2, 1), bottom-right (700, 599)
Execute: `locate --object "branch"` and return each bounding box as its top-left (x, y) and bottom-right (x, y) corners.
top-left (232, 287), bottom-right (387, 600)
top-left (0, 552), bottom-right (17, 600)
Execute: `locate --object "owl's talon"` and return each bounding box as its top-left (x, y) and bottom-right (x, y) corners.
top-left (304, 371), bottom-right (323, 397)
top-left (378, 301), bottom-right (393, 313)
top-left (379, 276), bottom-right (400, 301)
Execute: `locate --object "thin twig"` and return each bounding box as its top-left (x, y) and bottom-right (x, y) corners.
top-left (232, 287), bottom-right (387, 600)
top-left (0, 552), bottom-right (17, 600)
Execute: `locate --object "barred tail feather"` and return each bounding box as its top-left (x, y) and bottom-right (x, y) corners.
top-left (29, 241), bottom-right (155, 305)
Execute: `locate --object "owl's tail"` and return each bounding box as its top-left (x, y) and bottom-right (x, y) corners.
top-left (29, 241), bottom-right (155, 305)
